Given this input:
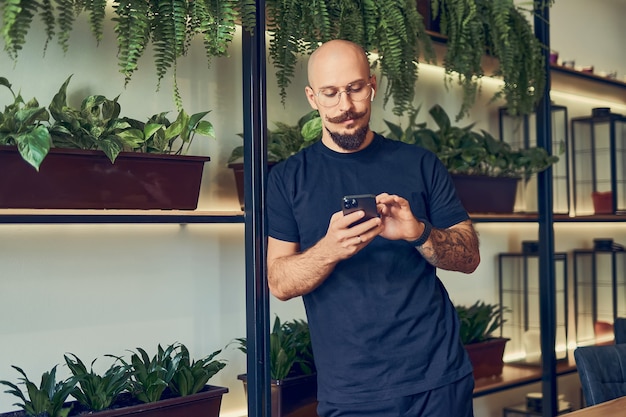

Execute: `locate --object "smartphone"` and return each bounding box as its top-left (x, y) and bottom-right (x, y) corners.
top-left (342, 194), bottom-right (379, 227)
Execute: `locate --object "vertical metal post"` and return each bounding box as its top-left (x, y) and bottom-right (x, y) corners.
top-left (242, 2), bottom-right (271, 417)
top-left (534, 3), bottom-right (558, 417)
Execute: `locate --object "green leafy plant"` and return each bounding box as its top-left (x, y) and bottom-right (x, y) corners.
top-left (0, 365), bottom-right (77, 417)
top-left (455, 300), bottom-right (508, 344)
top-left (235, 316), bottom-right (315, 381)
top-left (431, 0), bottom-right (555, 120)
top-left (0, 0), bottom-right (240, 109)
top-left (384, 104), bottom-right (559, 179)
top-left (1, 75), bottom-right (215, 170)
top-left (64, 353), bottom-right (131, 412)
top-left (228, 110), bottom-right (321, 164)
top-left (124, 344), bottom-right (181, 403)
top-left (169, 345), bottom-right (226, 397)
top-left (0, 76), bottom-right (51, 170)
top-left (265, 0), bottom-right (434, 116)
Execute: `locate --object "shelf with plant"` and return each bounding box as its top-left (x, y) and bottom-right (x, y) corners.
top-left (0, 343), bottom-right (228, 417)
top-left (0, 74), bottom-right (218, 210)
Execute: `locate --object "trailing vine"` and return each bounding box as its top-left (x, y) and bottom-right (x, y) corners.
top-left (432, 0), bottom-right (550, 119)
top-left (265, 0), bottom-right (434, 116)
top-left (0, 0), bottom-right (554, 117)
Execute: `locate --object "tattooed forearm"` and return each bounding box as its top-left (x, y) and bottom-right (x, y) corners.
top-left (417, 220), bottom-right (480, 273)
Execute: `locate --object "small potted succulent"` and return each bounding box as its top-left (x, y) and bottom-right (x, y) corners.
top-left (234, 316), bottom-right (317, 417)
top-left (0, 343), bottom-right (228, 417)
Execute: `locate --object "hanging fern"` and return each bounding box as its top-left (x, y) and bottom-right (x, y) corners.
top-left (237, 0), bottom-right (256, 35)
top-left (113, 0), bottom-right (150, 85)
top-left (201, 0), bottom-right (237, 61)
top-left (431, 0), bottom-right (548, 119)
top-left (1, 0), bottom-right (38, 59)
top-left (265, 0), bottom-right (433, 116)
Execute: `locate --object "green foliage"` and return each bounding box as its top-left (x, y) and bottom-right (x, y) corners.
top-left (384, 104), bottom-right (559, 179)
top-left (64, 353), bottom-right (131, 411)
top-left (432, 0), bottom-right (548, 120)
top-left (265, 0), bottom-right (434, 116)
top-left (124, 344), bottom-right (181, 403)
top-left (169, 345), bottom-right (226, 397)
top-left (0, 76), bottom-right (52, 171)
top-left (235, 316), bottom-right (315, 381)
top-left (0, 74), bottom-right (215, 169)
top-left (0, 365), bottom-right (77, 417)
top-left (228, 110), bottom-right (321, 164)
top-left (455, 300), bottom-right (508, 344)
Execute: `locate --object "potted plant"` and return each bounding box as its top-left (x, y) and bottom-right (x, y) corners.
top-left (455, 300), bottom-right (509, 380)
top-left (235, 316), bottom-right (317, 417)
top-left (0, 343), bottom-right (228, 417)
top-left (0, 75), bottom-right (215, 210)
top-left (228, 110), bottom-right (321, 210)
top-left (383, 104), bottom-right (559, 213)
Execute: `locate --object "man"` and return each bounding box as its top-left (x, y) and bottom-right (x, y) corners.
top-left (266, 39), bottom-right (480, 417)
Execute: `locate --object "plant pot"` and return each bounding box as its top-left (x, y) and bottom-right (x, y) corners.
top-left (228, 161), bottom-right (277, 210)
top-left (451, 175), bottom-right (519, 214)
top-left (238, 373), bottom-right (318, 417)
top-left (464, 338), bottom-right (509, 380)
top-left (0, 385), bottom-right (228, 417)
top-left (592, 191), bottom-right (613, 214)
top-left (0, 146), bottom-right (210, 209)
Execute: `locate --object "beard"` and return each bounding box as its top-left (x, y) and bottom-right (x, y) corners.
top-left (325, 110), bottom-right (369, 151)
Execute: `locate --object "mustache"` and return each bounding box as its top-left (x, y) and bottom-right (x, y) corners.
top-left (325, 110), bottom-right (367, 124)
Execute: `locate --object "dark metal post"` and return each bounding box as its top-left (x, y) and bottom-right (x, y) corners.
top-left (242, 2), bottom-right (271, 417)
top-left (534, 3), bottom-right (558, 417)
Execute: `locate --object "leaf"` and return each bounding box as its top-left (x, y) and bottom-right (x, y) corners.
top-left (16, 126), bottom-right (51, 170)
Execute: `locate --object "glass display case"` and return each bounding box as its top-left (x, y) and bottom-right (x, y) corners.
top-left (571, 109), bottom-right (626, 215)
top-left (498, 241), bottom-right (569, 363)
top-left (498, 105), bottom-right (569, 214)
top-left (574, 238), bottom-right (626, 345)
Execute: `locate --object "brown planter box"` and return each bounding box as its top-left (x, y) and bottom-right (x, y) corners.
top-left (238, 373), bottom-right (318, 417)
top-left (228, 161), bottom-right (277, 210)
top-left (465, 338), bottom-right (509, 380)
top-left (0, 146), bottom-right (210, 209)
top-left (0, 385), bottom-right (228, 417)
top-left (451, 175), bottom-right (519, 214)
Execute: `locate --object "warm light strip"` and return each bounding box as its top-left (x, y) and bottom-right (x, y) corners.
top-left (550, 90), bottom-right (626, 111)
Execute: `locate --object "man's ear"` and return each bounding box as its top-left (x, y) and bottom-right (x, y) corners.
top-left (304, 86), bottom-right (319, 109)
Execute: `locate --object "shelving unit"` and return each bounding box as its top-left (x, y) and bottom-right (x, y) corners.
top-left (0, 210), bottom-right (244, 224)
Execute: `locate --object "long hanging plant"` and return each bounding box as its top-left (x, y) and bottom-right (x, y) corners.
top-left (265, 0), bottom-right (435, 116)
top-left (0, 0), bottom-right (242, 109)
top-left (0, 0), bottom-right (553, 117)
top-left (431, 0), bottom-right (553, 120)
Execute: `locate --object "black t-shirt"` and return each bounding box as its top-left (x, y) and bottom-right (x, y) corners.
top-left (267, 133), bottom-right (473, 403)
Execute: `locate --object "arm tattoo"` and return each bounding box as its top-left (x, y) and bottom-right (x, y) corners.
top-left (417, 221), bottom-right (480, 273)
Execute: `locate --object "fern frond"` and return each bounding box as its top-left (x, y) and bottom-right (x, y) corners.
top-left (202, 0), bottom-right (237, 62)
top-left (1, 0), bottom-right (38, 60)
top-left (55, 0), bottom-right (76, 53)
top-left (39, 0), bottom-right (55, 54)
top-left (86, 0), bottom-right (107, 44)
top-left (237, 0), bottom-right (256, 35)
top-left (112, 0), bottom-right (150, 85)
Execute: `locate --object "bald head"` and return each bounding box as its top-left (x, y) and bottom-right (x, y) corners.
top-left (307, 40), bottom-right (370, 88)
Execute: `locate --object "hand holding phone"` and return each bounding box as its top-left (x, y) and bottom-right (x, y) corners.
top-left (342, 194), bottom-right (379, 227)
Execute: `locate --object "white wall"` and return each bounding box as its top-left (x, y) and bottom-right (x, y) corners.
top-left (1, 1), bottom-right (625, 416)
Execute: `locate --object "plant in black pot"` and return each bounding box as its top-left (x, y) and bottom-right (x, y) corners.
top-left (455, 300), bottom-right (509, 380)
top-left (0, 75), bottom-right (215, 210)
top-left (0, 343), bottom-right (228, 417)
top-left (383, 104), bottom-right (559, 214)
top-left (235, 316), bottom-right (317, 417)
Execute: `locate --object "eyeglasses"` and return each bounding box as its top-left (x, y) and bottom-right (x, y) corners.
top-left (314, 80), bottom-right (372, 107)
